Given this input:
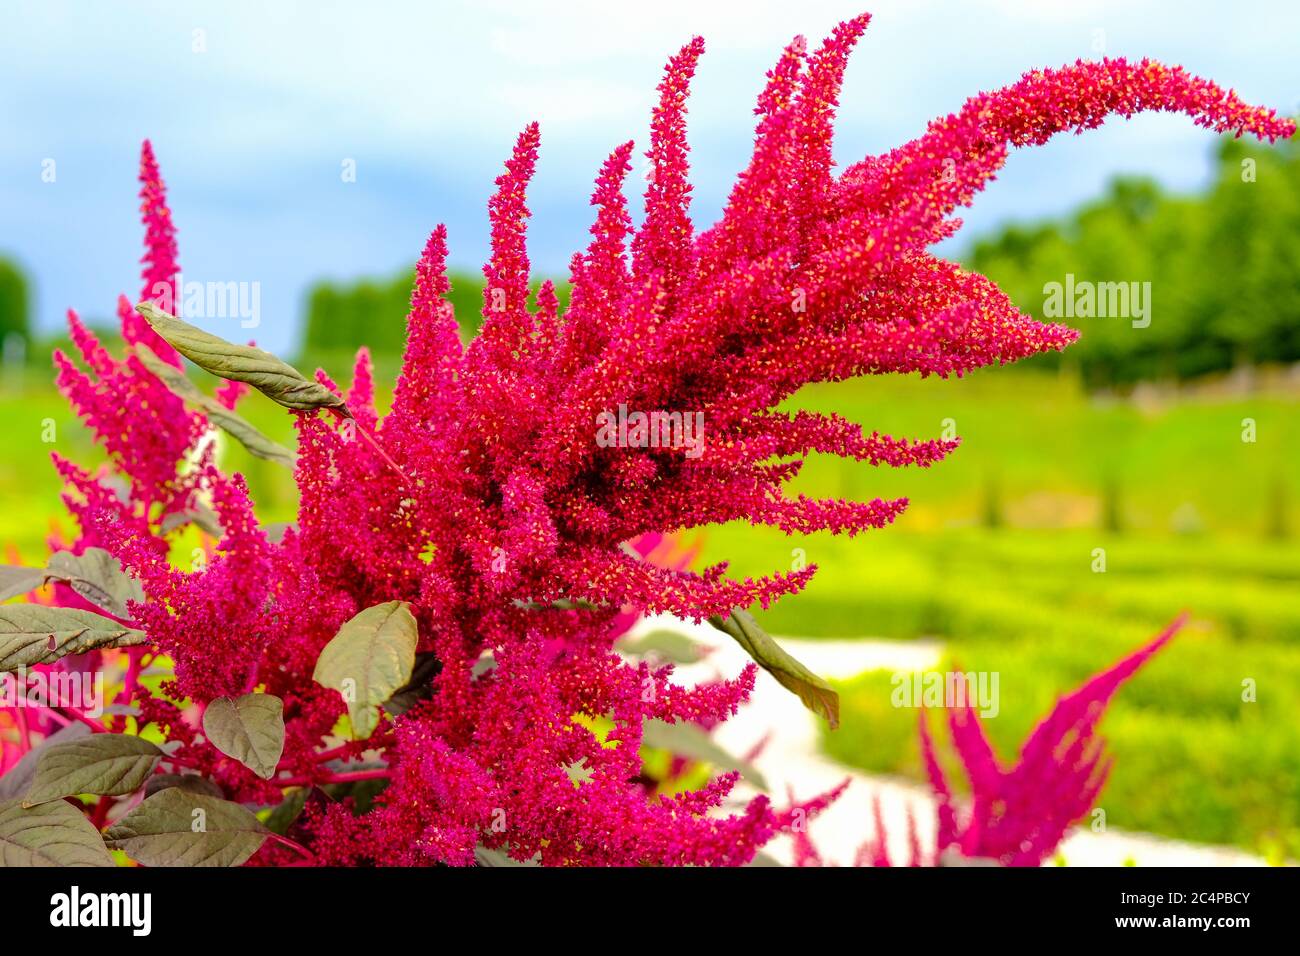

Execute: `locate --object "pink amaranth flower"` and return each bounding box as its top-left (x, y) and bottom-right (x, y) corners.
top-left (924, 618), bottom-right (1184, 866)
top-left (124, 140), bottom-right (183, 366)
top-left (792, 620), bottom-right (1181, 867)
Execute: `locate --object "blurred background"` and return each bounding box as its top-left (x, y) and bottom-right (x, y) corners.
top-left (2, 1), bottom-right (1298, 860)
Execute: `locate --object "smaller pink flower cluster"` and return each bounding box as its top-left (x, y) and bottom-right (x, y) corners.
top-left (792, 621), bottom-right (1183, 867)
top-left (924, 619), bottom-right (1183, 866)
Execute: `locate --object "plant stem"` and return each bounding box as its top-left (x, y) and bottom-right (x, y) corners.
top-left (56, 705), bottom-right (109, 733)
top-left (90, 794), bottom-right (114, 829)
top-left (266, 831), bottom-right (316, 863)
top-left (310, 743), bottom-right (355, 764)
top-left (275, 767), bottom-right (389, 788)
top-left (328, 406), bottom-right (410, 486)
top-left (112, 647), bottom-right (144, 729)
top-left (41, 708), bottom-right (72, 728)
top-left (161, 752), bottom-right (204, 771)
top-left (14, 706), bottom-right (30, 754)
top-left (242, 661), bottom-right (260, 695)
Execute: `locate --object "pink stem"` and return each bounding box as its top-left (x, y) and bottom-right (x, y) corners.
top-left (41, 708), bottom-right (72, 728)
top-left (328, 407), bottom-right (410, 486)
top-left (310, 744), bottom-right (355, 764)
top-left (275, 767), bottom-right (389, 788)
top-left (161, 752), bottom-right (204, 771)
top-left (15, 706), bottom-right (31, 754)
top-left (113, 647), bottom-right (144, 728)
top-left (266, 831), bottom-right (316, 863)
top-left (122, 649), bottom-right (142, 699)
top-left (274, 742), bottom-right (368, 773)
top-left (58, 705), bottom-right (109, 733)
top-left (90, 793), bottom-right (114, 829)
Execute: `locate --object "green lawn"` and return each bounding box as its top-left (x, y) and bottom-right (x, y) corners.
top-left (690, 370), bottom-right (1300, 860)
top-left (0, 370), bottom-right (300, 563)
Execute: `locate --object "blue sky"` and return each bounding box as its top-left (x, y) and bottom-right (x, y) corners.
top-left (2, 0), bottom-right (1297, 354)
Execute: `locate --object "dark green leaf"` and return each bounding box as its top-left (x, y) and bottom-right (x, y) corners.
top-left (0, 566), bottom-right (46, 603)
top-left (23, 734), bottom-right (162, 806)
top-left (202, 693), bottom-right (284, 780)
top-left (0, 798), bottom-right (114, 867)
top-left (313, 601), bottom-right (418, 739)
top-left (709, 610), bottom-right (839, 729)
top-left (137, 343), bottom-right (297, 467)
top-left (262, 788), bottom-right (307, 835)
top-left (0, 724), bottom-right (92, 801)
top-left (160, 502), bottom-right (225, 539)
top-left (382, 651), bottom-right (440, 716)
top-left (513, 598), bottom-right (602, 612)
top-left (320, 776), bottom-right (390, 815)
top-left (616, 628), bottom-right (704, 664)
top-left (104, 789), bottom-right (268, 867)
top-left (136, 302), bottom-right (345, 412)
top-left (46, 547), bottom-right (144, 620)
top-left (0, 605), bottom-right (147, 673)
top-left (641, 719), bottom-right (768, 790)
top-left (143, 774), bottom-right (223, 799)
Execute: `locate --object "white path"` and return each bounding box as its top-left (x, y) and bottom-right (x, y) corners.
top-left (629, 615), bottom-right (1264, 867)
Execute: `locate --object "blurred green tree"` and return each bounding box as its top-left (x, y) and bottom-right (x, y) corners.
top-left (967, 131), bottom-right (1300, 386)
top-left (0, 256), bottom-right (31, 344)
top-left (299, 267), bottom-right (569, 365)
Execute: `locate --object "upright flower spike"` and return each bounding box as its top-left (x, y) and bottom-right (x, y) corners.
top-left (128, 140), bottom-right (183, 366)
top-left (790, 13), bottom-right (871, 242)
top-left (695, 35), bottom-right (806, 280)
top-left (473, 122), bottom-right (541, 372)
top-left (554, 142), bottom-right (636, 382)
top-left (389, 224), bottom-right (465, 452)
top-left (347, 346), bottom-right (378, 433)
top-left (21, 14), bottom-right (1295, 868)
top-left (531, 278), bottom-right (562, 368)
top-left (632, 37), bottom-right (705, 301)
top-left (53, 307), bottom-right (204, 513)
top-left (786, 620), bottom-right (1182, 868)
